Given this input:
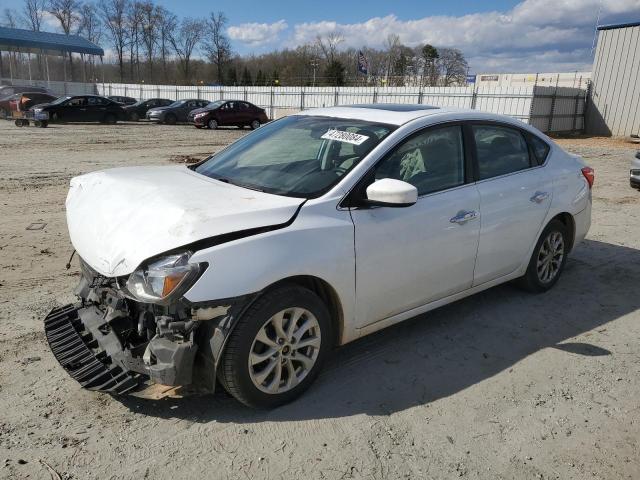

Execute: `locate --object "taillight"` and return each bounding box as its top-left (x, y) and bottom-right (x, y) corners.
top-left (581, 167), bottom-right (595, 189)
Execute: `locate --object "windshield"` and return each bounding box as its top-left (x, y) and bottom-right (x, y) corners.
top-left (167, 100), bottom-right (185, 108)
top-left (50, 96), bottom-right (71, 105)
top-left (194, 115), bottom-right (395, 198)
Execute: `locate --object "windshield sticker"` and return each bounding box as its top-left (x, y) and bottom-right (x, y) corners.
top-left (321, 129), bottom-right (369, 145)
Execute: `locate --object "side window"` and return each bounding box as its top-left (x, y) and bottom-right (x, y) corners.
top-left (473, 125), bottom-right (531, 180)
top-left (527, 134), bottom-right (550, 165)
top-left (87, 97), bottom-right (105, 106)
top-left (67, 97), bottom-right (85, 106)
top-left (373, 125), bottom-right (465, 196)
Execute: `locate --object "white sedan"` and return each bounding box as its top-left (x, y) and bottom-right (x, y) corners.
top-left (44, 104), bottom-right (593, 408)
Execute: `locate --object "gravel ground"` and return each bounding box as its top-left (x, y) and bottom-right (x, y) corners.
top-left (0, 120), bottom-right (639, 480)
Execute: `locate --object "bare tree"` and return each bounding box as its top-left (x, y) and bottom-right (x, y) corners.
top-left (156, 6), bottom-right (175, 82)
top-left (48, 0), bottom-right (81, 79)
top-left (79, 3), bottom-right (102, 80)
top-left (316, 31), bottom-right (343, 63)
top-left (126, 1), bottom-right (144, 81)
top-left (384, 33), bottom-right (400, 82)
top-left (2, 8), bottom-right (21, 27)
top-left (169, 17), bottom-right (204, 82)
top-left (438, 48), bottom-right (468, 86)
top-left (203, 11), bottom-right (230, 84)
top-left (99, 0), bottom-right (128, 81)
top-left (139, 1), bottom-right (159, 78)
top-left (23, 0), bottom-right (45, 31)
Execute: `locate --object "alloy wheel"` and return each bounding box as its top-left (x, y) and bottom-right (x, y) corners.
top-left (536, 231), bottom-right (564, 283)
top-left (248, 307), bottom-right (321, 394)
top-left (251, 120), bottom-right (260, 129)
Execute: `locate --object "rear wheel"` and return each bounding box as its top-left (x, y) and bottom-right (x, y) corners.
top-left (39, 120), bottom-right (48, 128)
top-left (219, 285), bottom-right (331, 408)
top-left (518, 219), bottom-right (569, 292)
top-left (250, 119), bottom-right (261, 130)
top-left (208, 119), bottom-right (218, 130)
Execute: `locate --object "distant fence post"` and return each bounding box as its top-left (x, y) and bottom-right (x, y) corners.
top-left (372, 87), bottom-right (378, 104)
top-left (418, 86), bottom-right (424, 104)
top-left (244, 88), bottom-right (248, 101)
top-left (124, 85), bottom-right (128, 97)
top-left (572, 92), bottom-right (580, 132)
top-left (334, 87), bottom-right (339, 106)
top-left (471, 83), bottom-right (478, 110)
top-left (219, 88), bottom-right (224, 100)
top-left (547, 76), bottom-right (559, 133)
top-left (300, 87), bottom-right (305, 110)
top-left (269, 88), bottom-right (274, 119)
top-left (139, 84), bottom-right (142, 99)
top-left (197, 85), bottom-right (200, 99)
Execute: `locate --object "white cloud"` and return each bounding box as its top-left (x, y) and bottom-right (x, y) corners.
top-left (228, 20), bottom-right (288, 46)
top-left (285, 0), bottom-right (640, 72)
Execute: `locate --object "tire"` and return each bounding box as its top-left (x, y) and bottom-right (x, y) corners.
top-left (130, 112), bottom-right (140, 122)
top-left (518, 219), bottom-right (569, 293)
top-left (250, 119), bottom-right (261, 130)
top-left (219, 285), bottom-right (332, 408)
top-left (0, 108), bottom-right (7, 119)
top-left (207, 119), bottom-right (218, 130)
top-left (15, 119), bottom-right (24, 127)
top-left (104, 113), bottom-right (117, 125)
top-left (39, 120), bottom-right (48, 128)
top-left (165, 113), bottom-right (177, 125)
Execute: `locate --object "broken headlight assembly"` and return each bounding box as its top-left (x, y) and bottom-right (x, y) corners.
top-left (124, 251), bottom-right (206, 304)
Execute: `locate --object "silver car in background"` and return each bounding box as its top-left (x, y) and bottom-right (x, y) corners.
top-left (631, 151), bottom-right (640, 190)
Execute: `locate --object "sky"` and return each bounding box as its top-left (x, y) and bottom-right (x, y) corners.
top-left (3, 0), bottom-right (640, 72)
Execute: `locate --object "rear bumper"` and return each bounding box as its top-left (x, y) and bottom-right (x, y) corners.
top-left (573, 199), bottom-right (592, 246)
top-left (44, 304), bottom-right (197, 394)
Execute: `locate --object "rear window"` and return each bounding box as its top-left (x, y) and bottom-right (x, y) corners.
top-left (527, 134), bottom-right (550, 165)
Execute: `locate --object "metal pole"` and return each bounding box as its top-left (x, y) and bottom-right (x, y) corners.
top-left (28, 53), bottom-right (32, 82)
top-left (547, 75), bottom-right (560, 133)
top-left (45, 55), bottom-right (50, 84)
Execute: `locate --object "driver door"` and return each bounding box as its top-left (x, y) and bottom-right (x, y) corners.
top-left (349, 124), bottom-right (481, 328)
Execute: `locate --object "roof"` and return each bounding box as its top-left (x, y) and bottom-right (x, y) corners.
top-left (0, 26), bottom-right (104, 56)
top-left (298, 104), bottom-right (471, 125)
top-left (597, 21), bottom-right (640, 31)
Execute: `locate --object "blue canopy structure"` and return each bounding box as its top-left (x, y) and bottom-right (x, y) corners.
top-left (0, 26), bottom-right (104, 57)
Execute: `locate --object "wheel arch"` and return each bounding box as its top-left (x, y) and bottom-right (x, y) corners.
top-left (550, 212), bottom-right (576, 253)
top-left (260, 275), bottom-right (344, 347)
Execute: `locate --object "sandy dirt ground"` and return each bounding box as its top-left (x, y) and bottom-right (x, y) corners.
top-left (0, 120), bottom-right (639, 480)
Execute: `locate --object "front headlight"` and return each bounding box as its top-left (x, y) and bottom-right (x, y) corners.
top-left (125, 252), bottom-right (204, 303)
top-left (194, 112), bottom-right (207, 119)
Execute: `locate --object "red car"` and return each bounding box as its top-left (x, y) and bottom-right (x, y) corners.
top-left (189, 100), bottom-right (269, 130)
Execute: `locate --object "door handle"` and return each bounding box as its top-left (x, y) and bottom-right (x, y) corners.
top-left (450, 210), bottom-right (478, 225)
top-left (530, 191), bottom-right (549, 203)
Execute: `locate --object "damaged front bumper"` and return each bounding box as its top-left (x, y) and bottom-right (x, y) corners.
top-left (43, 261), bottom-right (251, 397)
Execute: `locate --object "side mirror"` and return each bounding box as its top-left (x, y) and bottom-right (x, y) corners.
top-left (365, 178), bottom-right (418, 207)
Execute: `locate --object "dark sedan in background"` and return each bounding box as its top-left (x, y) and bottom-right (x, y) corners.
top-left (124, 98), bottom-right (173, 121)
top-left (146, 99), bottom-right (210, 124)
top-left (189, 99), bottom-right (269, 129)
top-left (108, 95), bottom-right (137, 106)
top-left (32, 95), bottom-right (127, 125)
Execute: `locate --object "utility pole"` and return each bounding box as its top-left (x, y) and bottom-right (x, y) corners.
top-left (310, 59), bottom-right (319, 87)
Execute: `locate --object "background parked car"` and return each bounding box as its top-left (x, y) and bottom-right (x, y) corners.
top-left (0, 86), bottom-right (51, 118)
top-left (33, 95), bottom-right (127, 124)
top-left (631, 151), bottom-right (640, 190)
top-left (123, 98), bottom-right (173, 121)
top-left (189, 100), bottom-right (269, 129)
top-left (146, 99), bottom-right (210, 124)
top-left (108, 95), bottom-right (137, 106)
top-left (3, 92), bottom-right (58, 118)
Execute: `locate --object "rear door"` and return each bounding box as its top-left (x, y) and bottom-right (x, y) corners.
top-left (471, 123), bottom-right (553, 285)
top-left (86, 96), bottom-right (108, 121)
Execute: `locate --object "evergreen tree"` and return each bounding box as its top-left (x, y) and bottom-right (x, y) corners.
top-left (226, 67), bottom-right (238, 85)
top-left (241, 67), bottom-right (252, 86)
top-left (325, 59), bottom-right (345, 86)
top-left (256, 69), bottom-right (265, 86)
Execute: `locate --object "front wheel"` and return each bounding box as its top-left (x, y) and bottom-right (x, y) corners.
top-left (103, 113), bottom-right (117, 125)
top-left (164, 113), bottom-right (177, 125)
top-left (250, 119), bottom-right (261, 130)
top-left (207, 119), bottom-right (218, 130)
top-left (518, 219), bottom-right (569, 293)
top-left (219, 285), bottom-right (332, 408)
top-left (130, 112), bottom-right (140, 122)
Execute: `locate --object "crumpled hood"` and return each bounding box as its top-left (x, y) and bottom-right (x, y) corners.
top-left (66, 165), bottom-right (304, 277)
